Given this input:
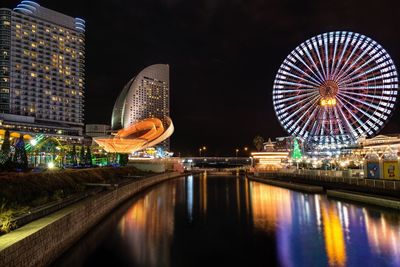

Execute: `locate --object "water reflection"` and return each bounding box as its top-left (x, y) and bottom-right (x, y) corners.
top-left (117, 178), bottom-right (180, 267)
top-left (249, 181), bottom-right (400, 266)
top-left (321, 202), bottom-right (346, 267)
top-left (54, 175), bottom-right (400, 267)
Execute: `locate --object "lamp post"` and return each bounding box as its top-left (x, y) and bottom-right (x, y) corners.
top-left (235, 148), bottom-right (239, 157)
top-left (199, 148), bottom-right (202, 157)
top-left (202, 146), bottom-right (206, 157)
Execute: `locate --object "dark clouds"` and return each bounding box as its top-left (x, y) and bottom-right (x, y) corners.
top-left (3, 0), bottom-right (400, 156)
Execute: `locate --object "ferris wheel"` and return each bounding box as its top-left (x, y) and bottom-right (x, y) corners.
top-left (273, 31), bottom-right (398, 147)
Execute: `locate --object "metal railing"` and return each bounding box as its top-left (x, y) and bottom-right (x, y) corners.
top-left (276, 169), bottom-right (400, 191)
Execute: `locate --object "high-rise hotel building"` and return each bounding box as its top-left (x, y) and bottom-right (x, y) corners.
top-left (0, 1), bottom-right (85, 137)
top-left (111, 64), bottom-right (171, 150)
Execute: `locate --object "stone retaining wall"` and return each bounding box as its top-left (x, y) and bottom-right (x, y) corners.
top-left (0, 172), bottom-right (186, 267)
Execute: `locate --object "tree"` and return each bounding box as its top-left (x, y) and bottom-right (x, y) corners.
top-left (85, 146), bottom-right (92, 166)
top-left (292, 138), bottom-right (302, 160)
top-left (253, 135), bottom-right (264, 152)
top-left (118, 153), bottom-right (129, 166)
top-left (1, 130), bottom-right (10, 155)
top-left (13, 135), bottom-right (28, 170)
top-left (69, 145), bottom-right (78, 166)
top-left (0, 130), bottom-right (12, 170)
top-left (79, 146), bottom-right (85, 166)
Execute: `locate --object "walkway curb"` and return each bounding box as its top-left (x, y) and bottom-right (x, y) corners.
top-left (327, 190), bottom-right (400, 210)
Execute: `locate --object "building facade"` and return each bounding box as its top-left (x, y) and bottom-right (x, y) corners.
top-left (85, 124), bottom-right (111, 138)
top-left (111, 64), bottom-right (170, 150)
top-left (0, 1), bottom-right (85, 138)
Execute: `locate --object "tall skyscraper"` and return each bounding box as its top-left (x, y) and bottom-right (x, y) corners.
top-left (111, 64), bottom-right (170, 150)
top-left (0, 1), bottom-right (85, 138)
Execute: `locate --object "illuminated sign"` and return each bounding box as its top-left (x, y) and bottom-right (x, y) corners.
top-left (320, 98), bottom-right (337, 107)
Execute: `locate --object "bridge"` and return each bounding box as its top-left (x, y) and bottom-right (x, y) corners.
top-left (181, 157), bottom-right (252, 170)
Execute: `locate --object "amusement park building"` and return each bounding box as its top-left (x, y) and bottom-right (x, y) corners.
top-left (0, 1), bottom-right (85, 139)
top-left (111, 64), bottom-right (170, 150)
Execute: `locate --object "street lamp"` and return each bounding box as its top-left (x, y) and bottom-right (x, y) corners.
top-left (235, 148), bottom-right (239, 157)
top-left (199, 148), bottom-right (202, 157)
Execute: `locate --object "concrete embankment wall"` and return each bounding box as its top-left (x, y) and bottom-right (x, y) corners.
top-left (0, 171), bottom-right (186, 267)
top-left (327, 190), bottom-right (400, 210)
top-left (248, 176), bottom-right (324, 193)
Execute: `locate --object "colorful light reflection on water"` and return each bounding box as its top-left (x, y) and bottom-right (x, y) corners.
top-left (249, 181), bottom-right (400, 266)
top-left (54, 175), bottom-right (400, 267)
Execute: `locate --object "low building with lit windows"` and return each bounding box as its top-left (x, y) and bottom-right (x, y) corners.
top-left (252, 138), bottom-right (289, 172)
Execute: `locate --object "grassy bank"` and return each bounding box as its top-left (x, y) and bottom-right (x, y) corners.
top-left (0, 166), bottom-right (147, 233)
top-left (0, 167), bottom-right (145, 206)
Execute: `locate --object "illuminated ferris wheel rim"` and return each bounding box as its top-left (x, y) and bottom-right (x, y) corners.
top-left (272, 31), bottom-right (399, 146)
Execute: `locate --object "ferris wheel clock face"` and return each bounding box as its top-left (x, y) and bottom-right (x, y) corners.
top-left (273, 31), bottom-right (398, 146)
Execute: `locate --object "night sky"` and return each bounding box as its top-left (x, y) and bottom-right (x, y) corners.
top-left (3, 0), bottom-right (400, 156)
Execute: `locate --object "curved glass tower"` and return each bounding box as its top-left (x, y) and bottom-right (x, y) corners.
top-left (111, 64), bottom-right (170, 150)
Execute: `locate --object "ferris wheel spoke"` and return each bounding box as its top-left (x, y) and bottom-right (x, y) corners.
top-left (274, 79), bottom-right (318, 90)
top-left (337, 50), bottom-right (383, 84)
top-left (301, 44), bottom-right (326, 81)
top-left (336, 97), bottom-right (363, 138)
top-left (308, 107), bottom-right (321, 138)
top-left (338, 69), bottom-right (382, 87)
top-left (336, 95), bottom-right (385, 134)
top-left (323, 34), bottom-right (330, 79)
top-left (339, 90), bottom-right (396, 103)
top-left (338, 92), bottom-right (392, 115)
top-left (278, 69), bottom-right (321, 87)
top-left (335, 40), bottom-right (373, 82)
top-left (330, 32), bottom-right (340, 79)
top-left (291, 50), bottom-right (324, 83)
top-left (328, 108), bottom-right (336, 139)
top-left (275, 92), bottom-right (319, 111)
top-left (283, 60), bottom-right (322, 85)
top-left (336, 95), bottom-right (374, 132)
top-left (298, 101), bottom-right (320, 135)
top-left (338, 59), bottom-right (395, 86)
top-left (339, 85), bottom-right (396, 91)
top-left (332, 106), bottom-right (346, 136)
top-left (339, 71), bottom-right (397, 88)
top-left (283, 95), bottom-right (320, 125)
top-left (310, 37), bottom-right (327, 79)
top-left (333, 36), bottom-right (364, 81)
top-left (340, 96), bottom-right (385, 129)
top-left (332, 32), bottom-right (352, 79)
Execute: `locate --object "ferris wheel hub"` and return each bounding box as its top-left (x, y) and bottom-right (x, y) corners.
top-left (319, 80), bottom-right (338, 98)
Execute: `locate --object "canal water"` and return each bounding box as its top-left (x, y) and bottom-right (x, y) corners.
top-left (53, 174), bottom-right (400, 267)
